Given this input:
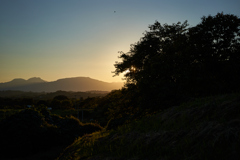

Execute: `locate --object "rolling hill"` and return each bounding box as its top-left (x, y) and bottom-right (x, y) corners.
top-left (0, 77), bottom-right (123, 92)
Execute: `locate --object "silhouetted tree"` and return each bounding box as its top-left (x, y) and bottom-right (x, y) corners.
top-left (51, 95), bottom-right (73, 109)
top-left (114, 20), bottom-right (190, 108)
top-left (114, 13), bottom-right (240, 109)
top-left (53, 95), bottom-right (69, 101)
top-left (37, 100), bottom-right (49, 106)
top-left (187, 13), bottom-right (240, 95)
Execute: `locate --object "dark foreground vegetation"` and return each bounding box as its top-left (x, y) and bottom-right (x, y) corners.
top-left (0, 107), bottom-right (102, 159)
top-left (0, 13), bottom-right (240, 159)
top-left (0, 90), bottom-right (108, 109)
top-left (58, 93), bottom-right (240, 160)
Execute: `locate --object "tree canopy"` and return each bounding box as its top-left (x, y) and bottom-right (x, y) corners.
top-left (114, 13), bottom-right (240, 108)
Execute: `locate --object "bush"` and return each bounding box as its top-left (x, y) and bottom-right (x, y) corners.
top-left (0, 109), bottom-right (48, 157)
top-left (0, 108), bottom-right (103, 159)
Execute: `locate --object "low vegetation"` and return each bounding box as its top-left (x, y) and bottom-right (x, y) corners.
top-left (0, 107), bottom-right (102, 159)
top-left (57, 93), bottom-right (240, 160)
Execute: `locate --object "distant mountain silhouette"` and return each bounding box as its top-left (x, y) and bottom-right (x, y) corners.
top-left (0, 77), bottom-right (123, 92)
top-left (0, 77), bottom-right (46, 89)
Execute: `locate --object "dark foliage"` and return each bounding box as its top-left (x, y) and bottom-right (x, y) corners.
top-left (80, 88), bottom-right (144, 130)
top-left (57, 93), bottom-right (240, 160)
top-left (53, 95), bottom-right (69, 101)
top-left (113, 13), bottom-right (240, 110)
top-left (0, 90), bottom-right (108, 109)
top-left (0, 108), bottom-right (102, 159)
top-left (0, 109), bottom-right (49, 158)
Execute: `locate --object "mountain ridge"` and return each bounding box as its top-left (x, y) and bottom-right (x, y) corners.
top-left (0, 77), bottom-right (123, 92)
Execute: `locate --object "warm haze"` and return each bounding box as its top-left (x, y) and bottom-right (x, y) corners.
top-left (1, 0), bottom-right (239, 83)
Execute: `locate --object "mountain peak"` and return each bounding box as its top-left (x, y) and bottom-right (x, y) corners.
top-left (11, 78), bottom-right (25, 82)
top-left (8, 78), bottom-right (26, 85)
top-left (27, 77), bottom-right (46, 83)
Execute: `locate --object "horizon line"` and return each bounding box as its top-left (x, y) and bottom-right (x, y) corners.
top-left (0, 76), bottom-right (125, 84)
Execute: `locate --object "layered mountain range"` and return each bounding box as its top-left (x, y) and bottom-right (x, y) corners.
top-left (0, 77), bottom-right (123, 92)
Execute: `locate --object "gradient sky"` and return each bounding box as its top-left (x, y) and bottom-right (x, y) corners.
top-left (1, 0), bottom-right (239, 83)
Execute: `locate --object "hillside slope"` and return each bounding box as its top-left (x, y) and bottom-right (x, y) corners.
top-left (58, 93), bottom-right (240, 160)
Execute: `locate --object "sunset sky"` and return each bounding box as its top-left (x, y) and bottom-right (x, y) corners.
top-left (1, 0), bottom-right (239, 83)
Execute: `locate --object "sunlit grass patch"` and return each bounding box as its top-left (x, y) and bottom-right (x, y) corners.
top-left (57, 130), bottom-right (110, 160)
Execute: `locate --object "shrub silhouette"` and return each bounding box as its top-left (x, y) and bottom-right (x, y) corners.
top-left (51, 115), bottom-right (101, 144)
top-left (0, 108), bottom-right (102, 159)
top-left (0, 109), bottom-right (48, 157)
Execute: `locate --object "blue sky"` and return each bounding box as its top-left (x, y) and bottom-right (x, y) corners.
top-left (0, 0), bottom-right (239, 83)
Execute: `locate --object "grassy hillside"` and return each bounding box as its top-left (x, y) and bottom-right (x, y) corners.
top-left (57, 93), bottom-right (240, 160)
